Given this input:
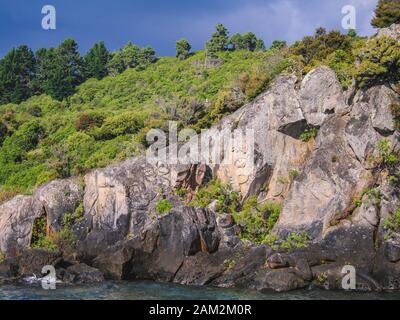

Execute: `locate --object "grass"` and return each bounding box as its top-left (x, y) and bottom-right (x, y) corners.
top-left (155, 199), bottom-right (173, 214)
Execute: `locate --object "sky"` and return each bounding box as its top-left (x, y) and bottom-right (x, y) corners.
top-left (0, 0), bottom-right (379, 57)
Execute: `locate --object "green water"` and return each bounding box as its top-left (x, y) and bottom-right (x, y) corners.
top-left (1, 281), bottom-right (400, 300)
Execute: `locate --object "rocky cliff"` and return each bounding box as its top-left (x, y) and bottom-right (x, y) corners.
top-left (0, 28), bottom-right (399, 292)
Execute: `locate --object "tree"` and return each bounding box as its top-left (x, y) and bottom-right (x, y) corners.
top-left (315, 27), bottom-right (327, 37)
top-left (269, 40), bottom-right (287, 50)
top-left (230, 32), bottom-right (262, 51)
top-left (84, 42), bottom-right (110, 80)
top-left (34, 39), bottom-right (84, 101)
top-left (206, 23), bottom-right (229, 57)
top-left (176, 39), bottom-right (192, 60)
top-left (255, 39), bottom-right (266, 51)
top-left (347, 29), bottom-right (358, 38)
top-left (107, 42), bottom-right (157, 75)
top-left (241, 32), bottom-right (258, 51)
top-left (355, 36), bottom-right (400, 87)
top-left (371, 0), bottom-right (400, 28)
top-left (0, 45), bottom-right (35, 104)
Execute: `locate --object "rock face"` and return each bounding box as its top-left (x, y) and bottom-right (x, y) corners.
top-left (0, 44), bottom-right (399, 292)
top-left (377, 23), bottom-right (400, 40)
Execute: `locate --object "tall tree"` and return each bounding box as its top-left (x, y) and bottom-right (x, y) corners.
top-left (269, 40), bottom-right (287, 50)
top-left (255, 39), bottom-right (266, 51)
top-left (0, 45), bottom-right (35, 104)
top-left (176, 39), bottom-right (192, 60)
top-left (371, 0), bottom-right (400, 28)
top-left (107, 42), bottom-right (156, 75)
top-left (84, 42), bottom-right (110, 80)
top-left (230, 32), bottom-right (262, 51)
top-left (206, 23), bottom-right (229, 57)
top-left (34, 39), bottom-right (84, 101)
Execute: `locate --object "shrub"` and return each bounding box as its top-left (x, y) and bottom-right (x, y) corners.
top-left (280, 232), bottom-right (310, 251)
top-left (0, 251), bottom-right (5, 263)
top-left (232, 196), bottom-right (282, 244)
top-left (0, 187), bottom-right (18, 204)
top-left (384, 207), bottom-right (400, 239)
top-left (355, 36), bottom-right (400, 88)
top-left (371, 0), bottom-right (400, 28)
top-left (75, 112), bottom-right (104, 131)
top-left (93, 111), bottom-right (145, 140)
top-left (300, 127), bottom-right (317, 142)
top-left (156, 199), bottom-right (173, 214)
top-left (377, 139), bottom-right (398, 168)
top-left (190, 180), bottom-right (240, 214)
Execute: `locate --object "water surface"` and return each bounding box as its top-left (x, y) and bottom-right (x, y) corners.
top-left (1, 281), bottom-right (400, 300)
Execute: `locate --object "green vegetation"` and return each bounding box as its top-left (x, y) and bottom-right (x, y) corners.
top-left (176, 39), bottom-right (192, 60)
top-left (0, 23), bottom-right (399, 199)
top-left (155, 199), bottom-right (173, 214)
top-left (384, 207), bottom-right (400, 239)
top-left (190, 179), bottom-right (240, 214)
top-left (0, 251), bottom-right (5, 263)
top-left (354, 36), bottom-right (400, 88)
top-left (300, 127), bottom-right (318, 142)
top-left (371, 0), bottom-right (400, 28)
top-left (206, 24), bottom-right (230, 57)
top-left (84, 42), bottom-right (111, 80)
top-left (232, 196), bottom-right (282, 244)
top-left (280, 232), bottom-right (310, 251)
top-left (31, 215), bottom-right (59, 251)
top-left (31, 212), bottom-right (77, 252)
top-left (0, 49), bottom-right (287, 195)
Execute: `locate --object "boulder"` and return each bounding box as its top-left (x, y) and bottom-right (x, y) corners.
top-left (299, 66), bottom-right (348, 127)
top-left (63, 263), bottom-right (104, 284)
top-left (377, 23), bottom-right (400, 41)
top-left (18, 249), bottom-right (62, 276)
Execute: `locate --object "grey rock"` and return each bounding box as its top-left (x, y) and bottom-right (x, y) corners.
top-left (64, 263), bottom-right (104, 284)
top-left (299, 66), bottom-right (347, 127)
top-left (377, 23), bottom-right (400, 41)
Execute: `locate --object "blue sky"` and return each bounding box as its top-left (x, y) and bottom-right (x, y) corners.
top-left (0, 0), bottom-right (378, 57)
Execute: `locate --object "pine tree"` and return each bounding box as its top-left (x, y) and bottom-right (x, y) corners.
top-left (269, 40), bottom-right (287, 50)
top-left (107, 42), bottom-right (156, 76)
top-left (0, 45), bottom-right (35, 104)
top-left (255, 39), bottom-right (266, 51)
top-left (34, 39), bottom-right (84, 101)
top-left (206, 23), bottom-right (229, 57)
top-left (176, 39), bottom-right (192, 60)
top-left (371, 0), bottom-right (400, 28)
top-left (84, 42), bottom-right (110, 80)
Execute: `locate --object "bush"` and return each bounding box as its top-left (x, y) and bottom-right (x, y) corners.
top-left (280, 232), bottom-right (310, 251)
top-left (155, 199), bottom-right (173, 214)
top-left (232, 196), bottom-right (282, 244)
top-left (92, 111), bottom-right (145, 140)
top-left (355, 36), bottom-right (400, 88)
top-left (75, 112), bottom-right (104, 131)
top-left (300, 127), bottom-right (317, 142)
top-left (190, 180), bottom-right (240, 214)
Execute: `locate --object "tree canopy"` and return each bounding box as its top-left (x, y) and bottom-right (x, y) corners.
top-left (371, 0), bottom-right (400, 28)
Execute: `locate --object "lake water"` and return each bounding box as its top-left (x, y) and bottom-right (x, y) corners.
top-left (1, 281), bottom-right (400, 300)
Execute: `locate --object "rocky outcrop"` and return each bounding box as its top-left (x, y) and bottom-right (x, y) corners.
top-left (377, 23), bottom-right (400, 40)
top-left (0, 50), bottom-right (399, 292)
